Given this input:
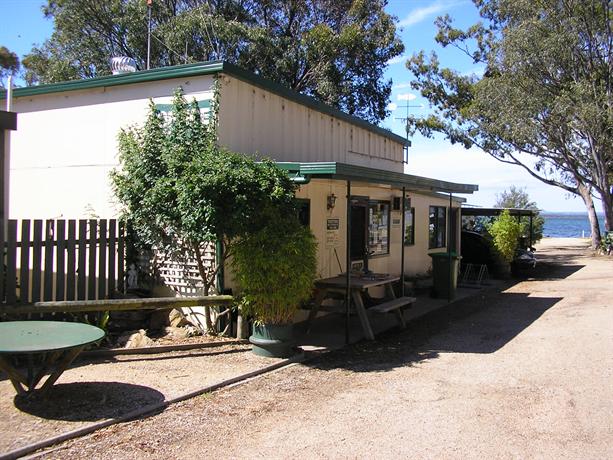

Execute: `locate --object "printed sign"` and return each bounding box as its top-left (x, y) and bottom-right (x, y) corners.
top-left (326, 218), bottom-right (340, 248)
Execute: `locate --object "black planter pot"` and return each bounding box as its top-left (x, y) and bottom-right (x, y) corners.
top-left (249, 323), bottom-right (295, 358)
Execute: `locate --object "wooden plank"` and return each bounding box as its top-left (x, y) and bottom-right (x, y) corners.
top-left (77, 220), bottom-right (87, 300)
top-left (19, 220), bottom-right (31, 304)
top-left (31, 220), bottom-right (43, 303)
top-left (43, 220), bottom-right (55, 301)
top-left (107, 220), bottom-right (116, 295)
top-left (98, 220), bottom-right (107, 299)
top-left (6, 220), bottom-right (18, 304)
top-left (369, 296), bottom-right (416, 314)
top-left (117, 221), bottom-right (125, 293)
top-left (55, 220), bottom-right (66, 301)
top-left (88, 220), bottom-right (97, 300)
top-left (66, 220), bottom-right (76, 301)
top-left (0, 295), bottom-right (234, 314)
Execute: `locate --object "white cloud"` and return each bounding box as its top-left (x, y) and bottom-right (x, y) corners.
top-left (397, 1), bottom-right (467, 28)
top-left (386, 54), bottom-right (408, 65)
top-left (397, 93), bottom-right (417, 101)
top-left (387, 102), bottom-right (398, 111)
top-left (398, 2), bottom-right (446, 28)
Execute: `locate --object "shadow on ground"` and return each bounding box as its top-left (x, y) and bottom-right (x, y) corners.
top-left (13, 382), bottom-right (165, 422)
top-left (307, 289), bottom-right (562, 375)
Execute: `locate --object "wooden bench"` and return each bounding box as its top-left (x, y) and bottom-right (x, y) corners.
top-left (369, 296), bottom-right (416, 329)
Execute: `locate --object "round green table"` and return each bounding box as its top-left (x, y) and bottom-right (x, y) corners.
top-left (0, 321), bottom-right (105, 395)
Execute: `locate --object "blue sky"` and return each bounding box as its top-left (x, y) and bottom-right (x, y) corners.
top-left (0, 0), bottom-right (596, 212)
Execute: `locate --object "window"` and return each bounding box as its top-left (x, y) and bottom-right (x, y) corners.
top-left (296, 199), bottom-right (310, 226)
top-left (404, 207), bottom-right (415, 246)
top-left (368, 200), bottom-right (390, 256)
top-left (429, 206), bottom-right (447, 249)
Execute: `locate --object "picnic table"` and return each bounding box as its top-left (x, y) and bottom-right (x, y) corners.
top-left (0, 321), bottom-right (105, 395)
top-left (307, 273), bottom-right (415, 340)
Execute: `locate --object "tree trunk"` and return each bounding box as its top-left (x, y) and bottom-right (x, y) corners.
top-left (599, 189), bottom-right (613, 232)
top-left (578, 183), bottom-right (601, 248)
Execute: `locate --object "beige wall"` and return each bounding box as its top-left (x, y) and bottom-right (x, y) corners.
top-left (294, 179), bottom-right (462, 280)
top-left (9, 75), bottom-right (215, 218)
top-left (217, 75), bottom-right (405, 171)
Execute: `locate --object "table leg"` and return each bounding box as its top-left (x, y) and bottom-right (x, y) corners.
top-left (352, 291), bottom-right (375, 341)
top-left (39, 346), bottom-right (84, 393)
top-left (384, 282), bottom-right (397, 300)
top-left (306, 288), bottom-right (328, 333)
top-left (0, 356), bottom-right (28, 395)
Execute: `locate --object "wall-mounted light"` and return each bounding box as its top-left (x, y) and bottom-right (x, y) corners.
top-left (327, 193), bottom-right (337, 210)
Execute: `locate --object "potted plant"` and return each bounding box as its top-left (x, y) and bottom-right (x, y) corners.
top-left (487, 210), bottom-right (522, 278)
top-left (231, 215), bottom-right (317, 358)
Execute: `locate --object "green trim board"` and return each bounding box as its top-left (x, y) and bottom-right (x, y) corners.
top-left (0, 60), bottom-right (408, 146)
top-left (277, 162), bottom-right (478, 194)
top-left (155, 99), bottom-right (211, 112)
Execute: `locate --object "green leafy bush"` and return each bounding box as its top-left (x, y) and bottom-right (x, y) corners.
top-left (231, 217), bottom-right (317, 325)
top-left (488, 210), bottom-right (522, 262)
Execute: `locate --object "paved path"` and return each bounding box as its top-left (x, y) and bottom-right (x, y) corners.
top-left (43, 239), bottom-right (613, 459)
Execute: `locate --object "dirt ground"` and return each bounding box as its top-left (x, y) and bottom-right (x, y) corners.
top-left (4, 238), bottom-right (613, 459)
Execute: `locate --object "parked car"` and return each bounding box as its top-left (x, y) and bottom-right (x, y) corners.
top-left (511, 248), bottom-right (536, 275)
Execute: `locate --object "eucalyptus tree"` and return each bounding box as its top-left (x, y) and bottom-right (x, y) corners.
top-left (23, 0), bottom-right (403, 123)
top-left (0, 46), bottom-right (19, 88)
top-left (406, 0), bottom-right (612, 246)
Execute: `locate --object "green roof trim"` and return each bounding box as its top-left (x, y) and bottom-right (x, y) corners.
top-left (277, 162), bottom-right (478, 194)
top-left (155, 99), bottom-right (211, 113)
top-left (0, 60), bottom-right (408, 146)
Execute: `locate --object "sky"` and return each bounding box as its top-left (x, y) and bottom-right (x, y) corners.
top-left (0, 0), bottom-right (598, 213)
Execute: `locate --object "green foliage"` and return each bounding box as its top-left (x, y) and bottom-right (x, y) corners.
top-left (0, 46), bottom-right (19, 88)
top-left (494, 186), bottom-right (544, 244)
top-left (487, 210), bottom-right (522, 262)
top-left (111, 86), bottom-right (298, 331)
top-left (231, 218), bottom-right (318, 325)
top-left (22, 0), bottom-right (403, 123)
top-left (406, 0), bottom-right (612, 234)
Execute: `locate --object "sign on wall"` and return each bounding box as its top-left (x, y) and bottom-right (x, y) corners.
top-left (325, 218), bottom-right (340, 248)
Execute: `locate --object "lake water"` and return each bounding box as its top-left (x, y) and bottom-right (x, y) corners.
top-left (541, 212), bottom-right (606, 238)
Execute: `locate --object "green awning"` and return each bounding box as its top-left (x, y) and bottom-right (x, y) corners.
top-left (277, 162), bottom-right (478, 195)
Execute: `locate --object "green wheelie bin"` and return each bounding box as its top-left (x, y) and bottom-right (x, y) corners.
top-left (429, 252), bottom-right (461, 299)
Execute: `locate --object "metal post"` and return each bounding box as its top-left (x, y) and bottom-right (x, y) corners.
top-left (146, 1), bottom-right (152, 70)
top-left (448, 193), bottom-right (453, 303)
top-left (345, 181), bottom-right (351, 345)
top-left (400, 187), bottom-right (406, 297)
top-left (529, 214), bottom-right (533, 249)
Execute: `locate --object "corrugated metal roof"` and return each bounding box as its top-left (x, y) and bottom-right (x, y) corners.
top-left (0, 61), bottom-right (408, 146)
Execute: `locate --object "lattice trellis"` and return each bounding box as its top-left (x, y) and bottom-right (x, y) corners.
top-left (152, 244), bottom-right (217, 297)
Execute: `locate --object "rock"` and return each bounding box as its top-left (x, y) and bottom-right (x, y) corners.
top-left (118, 329), bottom-right (154, 348)
top-left (169, 309), bottom-right (189, 327)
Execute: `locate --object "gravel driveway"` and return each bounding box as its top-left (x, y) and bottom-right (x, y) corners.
top-left (21, 239), bottom-right (613, 459)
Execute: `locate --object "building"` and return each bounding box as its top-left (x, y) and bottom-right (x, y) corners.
top-left (1, 60), bottom-right (477, 295)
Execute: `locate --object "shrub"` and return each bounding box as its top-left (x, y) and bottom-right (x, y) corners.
top-left (488, 210), bottom-right (522, 262)
top-left (231, 216), bottom-right (318, 325)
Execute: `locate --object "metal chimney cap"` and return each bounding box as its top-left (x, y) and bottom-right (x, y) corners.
top-left (110, 56), bottom-right (138, 75)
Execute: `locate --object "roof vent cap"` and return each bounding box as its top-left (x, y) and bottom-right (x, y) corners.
top-left (110, 56), bottom-right (137, 75)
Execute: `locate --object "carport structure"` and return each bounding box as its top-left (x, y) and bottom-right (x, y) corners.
top-left (461, 207), bottom-right (538, 248)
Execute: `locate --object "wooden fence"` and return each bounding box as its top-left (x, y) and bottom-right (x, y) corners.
top-left (1, 219), bottom-right (125, 306)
